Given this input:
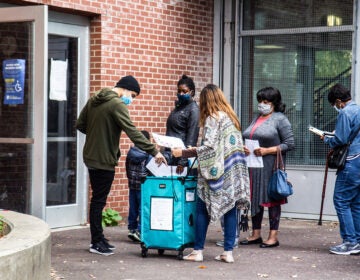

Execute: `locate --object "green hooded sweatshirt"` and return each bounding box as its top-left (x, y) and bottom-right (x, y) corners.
top-left (76, 88), bottom-right (158, 171)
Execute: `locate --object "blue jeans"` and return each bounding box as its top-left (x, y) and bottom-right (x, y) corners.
top-left (220, 208), bottom-right (240, 243)
top-left (194, 198), bottom-right (236, 251)
top-left (334, 158), bottom-right (360, 244)
top-left (128, 189), bottom-right (141, 231)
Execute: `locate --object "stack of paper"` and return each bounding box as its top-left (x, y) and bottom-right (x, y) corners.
top-left (146, 158), bottom-right (187, 177)
top-left (308, 125), bottom-right (335, 137)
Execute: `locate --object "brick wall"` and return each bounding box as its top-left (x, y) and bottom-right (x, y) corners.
top-left (20, 0), bottom-right (214, 217)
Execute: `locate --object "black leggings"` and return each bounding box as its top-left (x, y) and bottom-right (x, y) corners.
top-left (252, 205), bottom-right (281, 230)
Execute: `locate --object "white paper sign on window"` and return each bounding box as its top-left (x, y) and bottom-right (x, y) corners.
top-left (50, 58), bottom-right (68, 101)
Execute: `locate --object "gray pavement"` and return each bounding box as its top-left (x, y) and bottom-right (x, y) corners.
top-left (50, 218), bottom-right (360, 280)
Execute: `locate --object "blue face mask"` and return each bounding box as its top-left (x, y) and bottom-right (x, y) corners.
top-left (121, 95), bottom-right (133, 106)
top-left (177, 93), bottom-right (191, 102)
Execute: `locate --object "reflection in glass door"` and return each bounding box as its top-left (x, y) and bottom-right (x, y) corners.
top-left (46, 35), bottom-right (78, 206)
top-left (0, 21), bottom-right (33, 213)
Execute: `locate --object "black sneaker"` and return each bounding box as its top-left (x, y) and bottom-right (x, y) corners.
top-left (128, 230), bottom-right (141, 242)
top-left (102, 239), bottom-right (116, 250)
top-left (90, 238), bottom-right (116, 250)
top-left (89, 240), bottom-right (114, 256)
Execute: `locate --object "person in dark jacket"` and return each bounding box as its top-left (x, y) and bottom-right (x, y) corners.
top-left (76, 75), bottom-right (167, 256)
top-left (126, 130), bottom-right (152, 243)
top-left (165, 74), bottom-right (200, 174)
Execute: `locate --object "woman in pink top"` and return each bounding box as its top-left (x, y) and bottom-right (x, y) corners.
top-left (241, 87), bottom-right (295, 248)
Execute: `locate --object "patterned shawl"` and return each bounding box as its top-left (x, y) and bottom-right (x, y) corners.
top-left (196, 111), bottom-right (250, 222)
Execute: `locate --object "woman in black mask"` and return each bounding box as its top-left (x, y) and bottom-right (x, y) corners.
top-left (165, 74), bottom-right (200, 174)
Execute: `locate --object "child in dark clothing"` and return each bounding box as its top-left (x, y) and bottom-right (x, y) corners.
top-left (126, 130), bottom-right (152, 242)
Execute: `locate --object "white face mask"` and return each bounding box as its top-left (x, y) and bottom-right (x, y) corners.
top-left (333, 105), bottom-right (341, 112)
top-left (258, 103), bottom-right (272, 115)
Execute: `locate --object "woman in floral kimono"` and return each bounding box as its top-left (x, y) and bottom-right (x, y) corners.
top-left (172, 84), bottom-right (250, 263)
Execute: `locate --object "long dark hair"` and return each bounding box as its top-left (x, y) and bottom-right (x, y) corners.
top-left (256, 87), bottom-right (286, 113)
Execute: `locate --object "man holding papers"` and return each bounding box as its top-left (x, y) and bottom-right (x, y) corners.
top-left (76, 75), bottom-right (167, 256)
top-left (320, 83), bottom-right (360, 255)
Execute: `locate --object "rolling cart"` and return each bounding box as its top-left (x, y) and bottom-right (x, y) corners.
top-left (140, 175), bottom-right (197, 260)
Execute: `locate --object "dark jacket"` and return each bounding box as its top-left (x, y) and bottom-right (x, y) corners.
top-left (166, 99), bottom-right (200, 166)
top-left (126, 146), bottom-right (152, 190)
top-left (76, 88), bottom-right (158, 171)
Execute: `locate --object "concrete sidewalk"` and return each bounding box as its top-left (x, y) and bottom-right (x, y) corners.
top-left (50, 219), bottom-right (360, 280)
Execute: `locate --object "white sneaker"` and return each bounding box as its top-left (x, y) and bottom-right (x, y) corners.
top-left (215, 251), bottom-right (234, 263)
top-left (183, 250), bottom-right (203, 262)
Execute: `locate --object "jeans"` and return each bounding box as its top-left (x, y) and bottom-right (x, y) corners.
top-left (88, 168), bottom-right (115, 244)
top-left (334, 157), bottom-right (360, 244)
top-left (220, 208), bottom-right (240, 243)
top-left (194, 198), bottom-right (237, 251)
top-left (128, 189), bottom-right (141, 231)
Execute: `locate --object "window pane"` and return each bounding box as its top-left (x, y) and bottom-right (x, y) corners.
top-left (0, 21), bottom-right (33, 213)
top-left (240, 32), bottom-right (352, 165)
top-left (46, 35), bottom-right (78, 206)
top-left (243, 0), bottom-right (353, 30)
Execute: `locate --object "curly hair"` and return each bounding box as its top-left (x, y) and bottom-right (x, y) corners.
top-left (177, 74), bottom-right (196, 97)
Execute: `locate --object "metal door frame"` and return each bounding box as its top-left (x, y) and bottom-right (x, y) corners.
top-left (45, 15), bottom-right (89, 228)
top-left (0, 5), bottom-right (89, 227)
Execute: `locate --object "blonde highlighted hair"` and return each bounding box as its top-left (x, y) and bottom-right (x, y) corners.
top-left (199, 84), bottom-right (241, 130)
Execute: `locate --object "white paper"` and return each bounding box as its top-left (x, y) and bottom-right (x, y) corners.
top-left (185, 190), bottom-right (195, 202)
top-left (152, 133), bottom-right (185, 149)
top-left (245, 139), bottom-right (264, 168)
top-left (150, 197), bottom-right (173, 230)
top-left (188, 157), bottom-right (198, 168)
top-left (50, 59), bottom-right (68, 101)
top-left (146, 157), bottom-right (187, 177)
top-left (308, 125), bottom-right (335, 137)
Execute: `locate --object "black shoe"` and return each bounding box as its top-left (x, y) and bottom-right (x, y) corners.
top-left (259, 241), bottom-right (280, 248)
top-left (240, 237), bottom-right (263, 245)
top-left (89, 240), bottom-right (114, 256)
top-left (89, 238), bottom-right (115, 250)
top-left (102, 238), bottom-right (116, 250)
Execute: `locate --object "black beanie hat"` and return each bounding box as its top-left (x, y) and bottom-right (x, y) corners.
top-left (115, 75), bottom-right (141, 95)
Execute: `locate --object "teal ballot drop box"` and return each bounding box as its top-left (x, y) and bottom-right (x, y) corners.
top-left (140, 176), bottom-right (197, 260)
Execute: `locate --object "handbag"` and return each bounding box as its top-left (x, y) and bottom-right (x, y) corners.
top-left (327, 144), bottom-right (349, 170)
top-left (327, 125), bottom-right (360, 170)
top-left (267, 147), bottom-right (293, 201)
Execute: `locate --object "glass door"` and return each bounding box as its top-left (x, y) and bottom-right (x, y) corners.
top-left (0, 6), bottom-right (47, 217)
top-left (45, 21), bottom-right (89, 228)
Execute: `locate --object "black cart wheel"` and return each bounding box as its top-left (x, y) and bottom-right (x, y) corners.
top-left (177, 251), bottom-right (183, 260)
top-left (141, 248), bottom-right (148, 258)
top-left (158, 249), bottom-right (165, 255)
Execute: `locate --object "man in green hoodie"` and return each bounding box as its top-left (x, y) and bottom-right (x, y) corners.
top-left (76, 75), bottom-right (167, 256)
